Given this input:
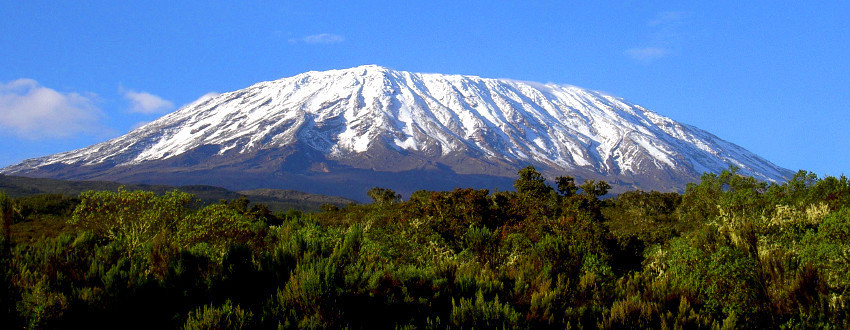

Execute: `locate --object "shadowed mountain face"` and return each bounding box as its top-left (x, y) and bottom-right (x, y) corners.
top-left (1, 65), bottom-right (792, 200)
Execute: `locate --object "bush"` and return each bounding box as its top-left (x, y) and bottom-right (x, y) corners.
top-left (71, 188), bottom-right (194, 255)
top-left (184, 300), bottom-right (253, 329)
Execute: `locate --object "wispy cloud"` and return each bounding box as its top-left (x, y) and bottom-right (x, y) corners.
top-left (122, 89), bottom-right (174, 114)
top-left (626, 47), bottom-right (670, 63)
top-left (626, 11), bottom-right (688, 64)
top-left (649, 11), bottom-right (686, 27)
top-left (289, 33), bottom-right (345, 44)
top-left (0, 79), bottom-right (105, 139)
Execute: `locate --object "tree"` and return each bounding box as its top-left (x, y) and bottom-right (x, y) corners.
top-left (579, 179), bottom-right (610, 197)
top-left (800, 207), bottom-right (850, 290)
top-left (227, 196), bottom-right (250, 214)
top-left (678, 166), bottom-right (767, 223)
top-left (555, 176), bottom-right (578, 197)
top-left (367, 187), bottom-right (401, 206)
top-left (71, 188), bottom-right (195, 255)
top-left (176, 203), bottom-right (263, 259)
top-left (514, 166), bottom-right (552, 198)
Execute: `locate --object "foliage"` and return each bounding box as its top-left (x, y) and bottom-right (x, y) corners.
top-left (367, 187), bottom-right (401, 206)
top-left (71, 188), bottom-right (195, 254)
top-left (0, 174), bottom-right (354, 212)
top-left (176, 203), bottom-right (265, 259)
top-left (16, 194), bottom-right (79, 220)
top-left (604, 190), bottom-right (682, 246)
top-left (800, 207), bottom-right (850, 290)
top-left (1, 167), bottom-right (849, 328)
top-left (514, 165), bottom-right (552, 198)
top-left (1, 192), bottom-right (16, 253)
top-left (183, 299), bottom-right (253, 329)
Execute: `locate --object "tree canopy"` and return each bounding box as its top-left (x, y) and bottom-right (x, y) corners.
top-left (1, 167), bottom-right (848, 328)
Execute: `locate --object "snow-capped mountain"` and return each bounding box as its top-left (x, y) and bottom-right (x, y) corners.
top-left (1, 65), bottom-right (792, 200)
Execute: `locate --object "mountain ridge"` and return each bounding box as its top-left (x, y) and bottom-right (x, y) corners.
top-left (1, 65), bottom-right (793, 199)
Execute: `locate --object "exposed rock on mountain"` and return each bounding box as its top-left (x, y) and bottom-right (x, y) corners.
top-left (1, 65), bottom-right (793, 200)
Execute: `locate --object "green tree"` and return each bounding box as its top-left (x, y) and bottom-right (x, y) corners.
top-left (514, 165), bottom-right (552, 198)
top-left (661, 233), bottom-right (767, 325)
top-left (679, 166), bottom-right (768, 223)
top-left (71, 188), bottom-right (195, 255)
top-left (367, 187), bottom-right (401, 206)
top-left (800, 207), bottom-right (850, 291)
top-left (555, 175), bottom-right (578, 197)
top-left (604, 190), bottom-right (682, 245)
top-left (809, 175), bottom-right (850, 211)
top-left (579, 179), bottom-right (610, 197)
top-left (176, 203), bottom-right (264, 259)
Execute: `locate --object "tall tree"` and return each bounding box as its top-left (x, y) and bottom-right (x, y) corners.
top-left (514, 166), bottom-right (552, 198)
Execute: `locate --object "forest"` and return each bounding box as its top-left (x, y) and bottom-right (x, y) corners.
top-left (1, 166), bottom-right (849, 328)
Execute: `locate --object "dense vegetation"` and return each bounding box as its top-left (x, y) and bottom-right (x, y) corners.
top-left (0, 174), bottom-right (355, 212)
top-left (1, 166), bottom-right (848, 328)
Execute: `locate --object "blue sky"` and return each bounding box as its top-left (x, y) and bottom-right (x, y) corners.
top-left (1, 1), bottom-right (848, 178)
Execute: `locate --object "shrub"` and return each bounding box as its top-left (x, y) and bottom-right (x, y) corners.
top-left (184, 300), bottom-right (253, 330)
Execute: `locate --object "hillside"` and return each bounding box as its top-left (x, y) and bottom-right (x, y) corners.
top-left (1, 66), bottom-right (792, 200)
top-left (0, 174), bottom-right (355, 211)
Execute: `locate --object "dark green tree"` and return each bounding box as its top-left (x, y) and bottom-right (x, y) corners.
top-left (367, 187), bottom-right (401, 206)
top-left (555, 175), bottom-right (578, 197)
top-left (514, 166), bottom-right (552, 198)
top-left (0, 192), bottom-right (15, 254)
top-left (579, 179), bottom-right (610, 197)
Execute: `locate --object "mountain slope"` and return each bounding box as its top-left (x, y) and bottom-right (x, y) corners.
top-left (1, 65), bottom-right (792, 200)
top-left (0, 174), bottom-right (355, 212)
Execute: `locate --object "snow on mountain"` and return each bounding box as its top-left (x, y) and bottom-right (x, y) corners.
top-left (1, 65), bottom-right (792, 198)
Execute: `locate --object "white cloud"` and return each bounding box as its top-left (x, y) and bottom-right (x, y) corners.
top-left (290, 33), bottom-right (345, 44)
top-left (626, 47), bottom-right (670, 63)
top-left (626, 11), bottom-right (688, 64)
top-left (123, 89), bottom-right (174, 114)
top-left (0, 79), bottom-right (104, 139)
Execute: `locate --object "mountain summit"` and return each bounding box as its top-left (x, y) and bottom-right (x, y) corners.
top-left (2, 65), bottom-right (792, 199)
